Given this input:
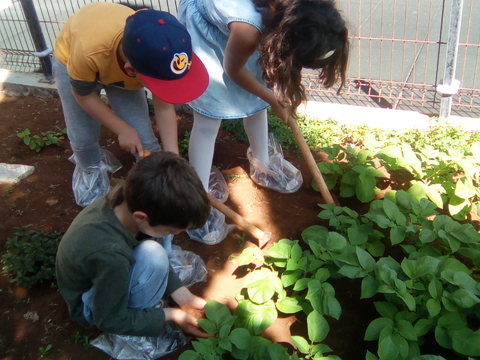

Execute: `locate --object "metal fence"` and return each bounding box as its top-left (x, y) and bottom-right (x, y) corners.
top-left (1, 0), bottom-right (479, 118)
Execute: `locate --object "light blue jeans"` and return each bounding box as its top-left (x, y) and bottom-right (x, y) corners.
top-left (81, 240), bottom-right (170, 324)
top-left (52, 57), bottom-right (161, 169)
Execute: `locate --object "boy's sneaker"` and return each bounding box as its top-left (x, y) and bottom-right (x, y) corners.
top-left (247, 133), bottom-right (303, 194)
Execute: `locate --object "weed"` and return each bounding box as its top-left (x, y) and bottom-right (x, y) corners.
top-left (179, 130), bottom-right (191, 158)
top-left (6, 188), bottom-right (12, 194)
top-left (38, 344), bottom-right (52, 356)
top-left (234, 233), bottom-right (247, 247)
top-left (15, 209), bottom-right (24, 216)
top-left (9, 156), bottom-right (16, 163)
top-left (1, 225), bottom-right (62, 287)
top-left (17, 126), bottom-right (66, 153)
top-left (55, 155), bottom-right (61, 159)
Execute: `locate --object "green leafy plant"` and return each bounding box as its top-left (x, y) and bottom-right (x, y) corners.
top-left (316, 144), bottom-right (386, 203)
top-left (1, 225), bottom-right (62, 287)
top-left (179, 300), bottom-right (303, 360)
top-left (179, 130), bottom-right (191, 158)
top-left (17, 126), bottom-right (66, 152)
top-left (38, 344), bottom-right (52, 356)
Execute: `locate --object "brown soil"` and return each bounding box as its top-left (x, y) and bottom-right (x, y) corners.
top-left (0, 93), bottom-right (464, 360)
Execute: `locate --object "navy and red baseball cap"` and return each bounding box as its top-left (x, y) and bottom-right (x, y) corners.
top-left (123, 9), bottom-right (208, 104)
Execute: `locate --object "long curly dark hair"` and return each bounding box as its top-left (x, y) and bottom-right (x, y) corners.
top-left (253, 0), bottom-right (349, 117)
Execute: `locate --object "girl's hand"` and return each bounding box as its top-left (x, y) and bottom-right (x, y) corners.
top-left (164, 308), bottom-right (212, 338)
top-left (117, 126), bottom-right (145, 157)
top-left (271, 100), bottom-right (291, 125)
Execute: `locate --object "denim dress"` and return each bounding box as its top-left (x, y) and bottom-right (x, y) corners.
top-left (178, 0), bottom-right (270, 119)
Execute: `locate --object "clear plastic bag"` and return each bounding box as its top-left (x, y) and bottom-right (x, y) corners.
top-left (186, 207), bottom-right (235, 245)
top-left (168, 245), bottom-right (207, 287)
top-left (208, 168), bottom-right (229, 203)
top-left (69, 148), bottom-right (122, 207)
top-left (247, 133), bottom-right (303, 194)
top-left (91, 322), bottom-right (187, 360)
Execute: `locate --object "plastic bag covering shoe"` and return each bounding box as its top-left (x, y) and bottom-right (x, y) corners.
top-left (186, 207), bottom-right (235, 245)
top-left (208, 168), bottom-right (229, 203)
top-left (169, 245), bottom-right (207, 287)
top-left (91, 322), bottom-right (187, 360)
top-left (247, 133), bottom-right (303, 194)
top-left (69, 149), bottom-right (122, 207)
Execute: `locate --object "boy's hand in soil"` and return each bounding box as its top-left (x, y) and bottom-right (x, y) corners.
top-left (164, 307), bottom-right (211, 338)
top-left (165, 287), bottom-right (211, 337)
top-left (171, 286), bottom-right (207, 319)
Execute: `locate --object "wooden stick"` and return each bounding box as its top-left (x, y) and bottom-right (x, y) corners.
top-left (288, 118), bottom-right (335, 204)
top-left (208, 194), bottom-right (271, 247)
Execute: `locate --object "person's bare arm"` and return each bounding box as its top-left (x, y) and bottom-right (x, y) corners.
top-left (224, 22), bottom-right (290, 123)
top-left (73, 92), bottom-right (145, 156)
top-left (152, 96), bottom-right (179, 155)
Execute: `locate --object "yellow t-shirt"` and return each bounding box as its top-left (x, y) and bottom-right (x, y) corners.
top-left (54, 2), bottom-right (142, 91)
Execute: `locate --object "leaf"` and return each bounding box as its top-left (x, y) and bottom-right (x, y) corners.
top-left (178, 350), bottom-right (201, 360)
top-left (396, 319), bottom-right (417, 341)
top-left (451, 289), bottom-right (480, 308)
top-left (427, 298), bottom-right (441, 317)
top-left (378, 335), bottom-right (399, 359)
top-left (234, 300), bottom-right (277, 335)
top-left (390, 226), bottom-right (406, 246)
top-left (374, 302), bottom-right (398, 320)
top-left (307, 311), bottom-right (330, 343)
top-left (361, 276), bottom-right (379, 299)
top-left (204, 301), bottom-right (233, 327)
top-left (236, 247), bottom-right (263, 266)
top-left (364, 318), bottom-right (394, 341)
top-left (291, 336), bottom-right (310, 354)
top-left (198, 318), bottom-right (217, 334)
top-left (228, 328), bottom-right (250, 350)
top-left (356, 246), bottom-right (376, 272)
top-left (276, 297), bottom-right (303, 314)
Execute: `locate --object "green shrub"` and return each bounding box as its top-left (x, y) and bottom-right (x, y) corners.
top-left (1, 225), bottom-right (62, 287)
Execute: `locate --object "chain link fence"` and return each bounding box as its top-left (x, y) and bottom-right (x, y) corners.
top-left (1, 0), bottom-right (479, 117)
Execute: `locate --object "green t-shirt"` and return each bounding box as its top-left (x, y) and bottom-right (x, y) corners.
top-left (56, 197), bottom-right (183, 336)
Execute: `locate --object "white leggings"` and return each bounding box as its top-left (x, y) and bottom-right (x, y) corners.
top-left (189, 110), bottom-right (269, 190)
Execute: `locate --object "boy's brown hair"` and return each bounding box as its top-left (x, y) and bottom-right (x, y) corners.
top-left (108, 151), bottom-right (210, 229)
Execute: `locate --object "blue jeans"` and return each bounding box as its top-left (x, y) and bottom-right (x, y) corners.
top-left (52, 57), bottom-right (161, 169)
top-left (81, 240), bottom-right (170, 324)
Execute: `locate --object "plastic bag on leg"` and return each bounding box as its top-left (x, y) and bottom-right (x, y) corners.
top-left (91, 322), bottom-right (187, 360)
top-left (168, 245), bottom-right (207, 287)
top-left (186, 207), bottom-right (235, 245)
top-left (69, 149), bottom-right (122, 207)
top-left (208, 168), bottom-right (229, 203)
top-left (247, 133), bottom-right (303, 194)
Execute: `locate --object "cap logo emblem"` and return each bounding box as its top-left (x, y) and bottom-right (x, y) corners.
top-left (171, 52), bottom-right (190, 75)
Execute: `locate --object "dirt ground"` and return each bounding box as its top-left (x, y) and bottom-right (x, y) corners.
top-left (0, 93), bottom-right (464, 360)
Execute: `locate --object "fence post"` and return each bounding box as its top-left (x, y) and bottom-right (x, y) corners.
top-left (19, 0), bottom-right (53, 81)
top-left (437, 0), bottom-right (463, 120)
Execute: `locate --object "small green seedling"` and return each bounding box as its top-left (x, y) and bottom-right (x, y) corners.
top-left (39, 344), bottom-right (52, 356)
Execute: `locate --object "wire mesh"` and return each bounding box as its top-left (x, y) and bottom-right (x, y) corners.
top-left (0, 0), bottom-right (479, 118)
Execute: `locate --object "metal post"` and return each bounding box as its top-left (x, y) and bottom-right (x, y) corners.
top-left (19, 0), bottom-right (53, 81)
top-left (437, 0), bottom-right (463, 120)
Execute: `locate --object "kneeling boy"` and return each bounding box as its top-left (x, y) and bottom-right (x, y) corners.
top-left (56, 152), bottom-right (211, 338)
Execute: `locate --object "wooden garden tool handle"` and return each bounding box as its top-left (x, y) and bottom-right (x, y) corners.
top-left (208, 194), bottom-right (271, 247)
top-left (288, 118), bottom-right (335, 204)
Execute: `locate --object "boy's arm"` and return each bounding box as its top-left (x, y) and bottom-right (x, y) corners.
top-left (72, 91), bottom-right (146, 157)
top-left (152, 96), bottom-right (179, 155)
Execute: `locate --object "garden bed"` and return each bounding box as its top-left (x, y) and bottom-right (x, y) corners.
top-left (0, 93), bottom-right (470, 360)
